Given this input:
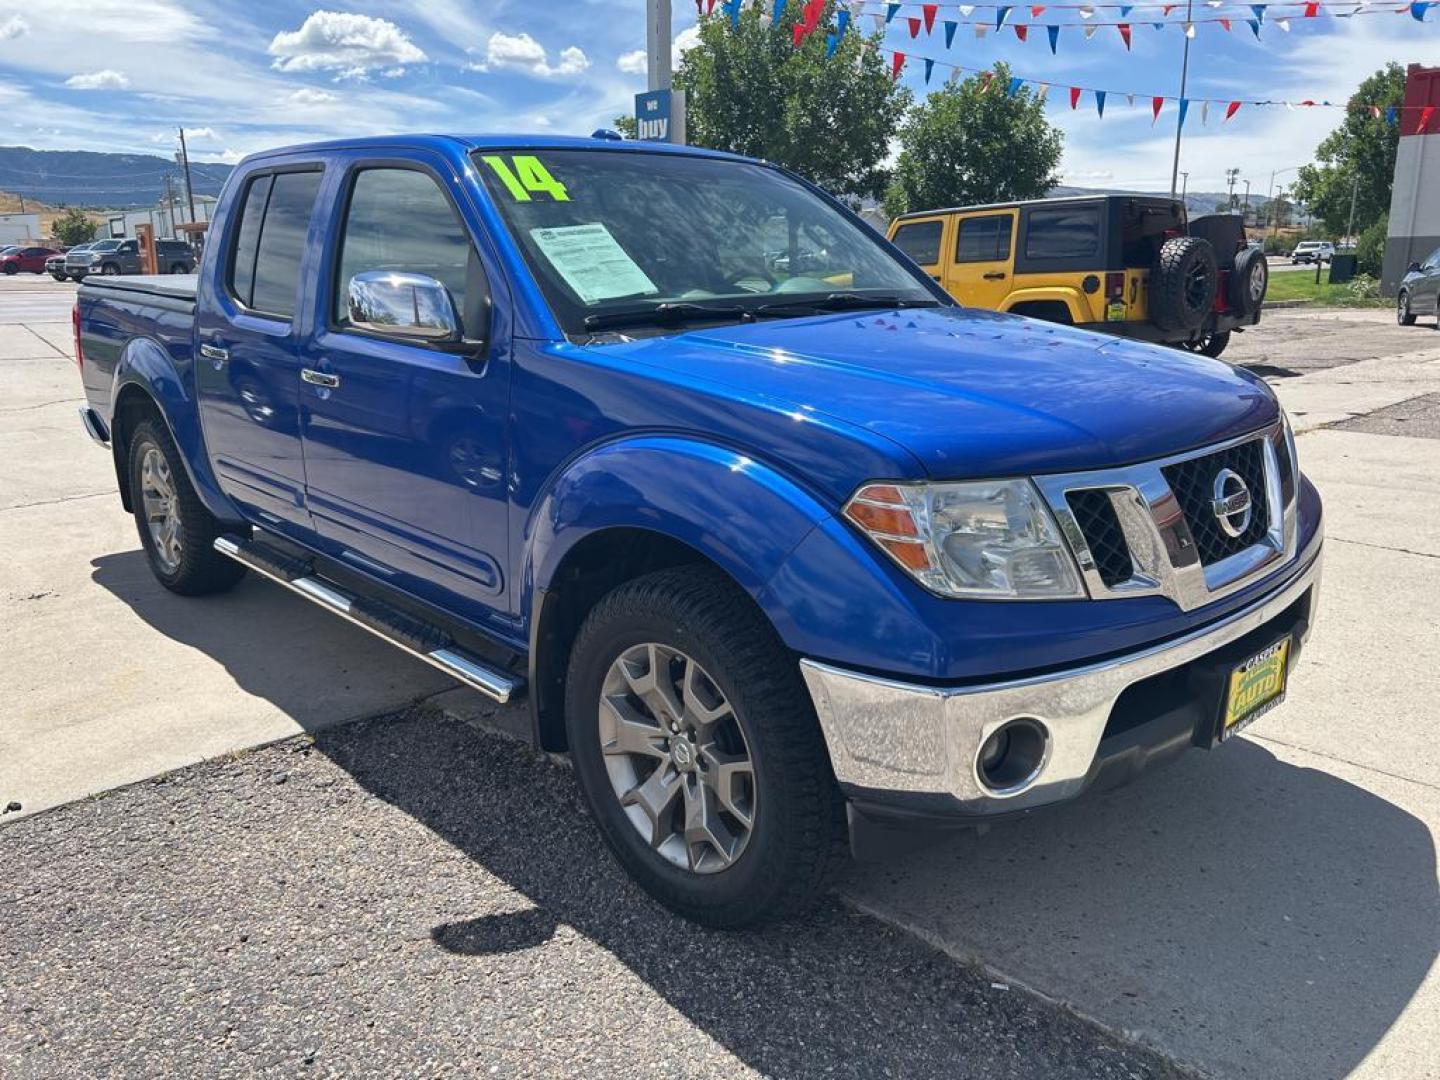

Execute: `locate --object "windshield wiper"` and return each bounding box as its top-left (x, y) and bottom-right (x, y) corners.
top-left (582, 301), bottom-right (756, 332)
top-left (754, 292), bottom-right (942, 318)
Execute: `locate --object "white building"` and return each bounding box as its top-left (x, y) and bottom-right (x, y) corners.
top-left (0, 212), bottom-right (42, 244)
top-left (103, 195), bottom-right (217, 240)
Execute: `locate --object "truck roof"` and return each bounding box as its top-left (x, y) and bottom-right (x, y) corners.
top-left (240, 133), bottom-right (751, 166)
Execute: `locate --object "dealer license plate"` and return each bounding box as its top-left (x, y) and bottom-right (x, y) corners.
top-left (1221, 637), bottom-right (1291, 739)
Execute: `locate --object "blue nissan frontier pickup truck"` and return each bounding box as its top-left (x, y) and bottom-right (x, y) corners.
top-left (74, 134), bottom-right (1323, 927)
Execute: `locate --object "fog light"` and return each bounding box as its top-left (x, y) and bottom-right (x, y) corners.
top-left (976, 718), bottom-right (1049, 795)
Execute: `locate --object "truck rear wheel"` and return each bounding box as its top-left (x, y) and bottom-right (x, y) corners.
top-left (1151, 236), bottom-right (1218, 332)
top-left (127, 419), bottom-right (246, 596)
top-left (564, 566), bottom-right (844, 928)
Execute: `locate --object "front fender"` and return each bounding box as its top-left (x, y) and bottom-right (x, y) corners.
top-left (111, 336), bottom-right (243, 524)
top-left (526, 436), bottom-right (833, 614)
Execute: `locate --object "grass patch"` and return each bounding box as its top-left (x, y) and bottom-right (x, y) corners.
top-left (1266, 272), bottom-right (1388, 308)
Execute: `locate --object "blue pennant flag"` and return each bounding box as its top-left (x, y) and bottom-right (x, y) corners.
top-left (1120, 4), bottom-right (1133, 15)
top-left (886, 3), bottom-right (901, 23)
top-left (1413, 1), bottom-right (1432, 20)
top-left (1247, 18), bottom-right (1261, 36)
top-left (726, 0), bottom-right (742, 28)
top-left (1047, 24), bottom-right (1060, 52)
top-left (1152, 21), bottom-right (1163, 28)
top-left (1177, 98), bottom-right (1190, 130)
top-left (1007, 77), bottom-right (1025, 98)
top-left (1387, 106), bottom-right (1399, 123)
top-left (944, 20), bottom-right (958, 46)
top-left (996, 5), bottom-right (1012, 28)
top-left (924, 58), bottom-right (936, 83)
top-left (826, 31), bottom-right (839, 57)
top-left (1250, 4), bottom-right (1266, 21)
top-left (773, 0), bottom-right (787, 22)
top-left (1095, 90), bottom-right (1107, 117)
top-left (836, 10), bottom-right (851, 37)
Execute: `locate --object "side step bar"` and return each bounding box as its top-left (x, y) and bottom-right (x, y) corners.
top-left (213, 535), bottom-right (524, 705)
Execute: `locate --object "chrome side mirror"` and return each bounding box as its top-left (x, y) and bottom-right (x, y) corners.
top-left (347, 270), bottom-right (460, 343)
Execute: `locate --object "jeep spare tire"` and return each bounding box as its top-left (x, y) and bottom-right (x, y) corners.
top-left (1229, 246), bottom-right (1269, 317)
top-left (1151, 236), bottom-right (1218, 332)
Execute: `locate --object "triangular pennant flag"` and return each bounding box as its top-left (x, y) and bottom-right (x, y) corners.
top-left (836, 10), bottom-right (851, 36)
top-left (1118, 22), bottom-right (1132, 47)
top-left (1079, 4), bottom-right (1095, 17)
top-left (1201, 100), bottom-right (1210, 125)
top-left (979, 70), bottom-right (994, 92)
top-left (773, 0), bottom-right (788, 22)
top-left (886, 3), bottom-right (901, 23)
top-left (1276, 17), bottom-right (1291, 29)
top-left (1120, 4), bottom-right (1133, 14)
top-left (891, 50), bottom-right (906, 79)
top-left (1224, 100), bottom-right (1242, 121)
top-left (1031, 4), bottom-right (1047, 15)
top-left (1152, 96), bottom-right (1164, 122)
top-left (959, 3), bottom-right (975, 14)
top-left (1126, 93), bottom-right (1135, 107)
top-left (1184, 21), bottom-right (1196, 36)
top-left (975, 23), bottom-right (988, 36)
top-left (996, 5), bottom-right (1012, 28)
top-left (1304, 1), bottom-right (1319, 14)
top-left (923, 57), bottom-right (935, 82)
top-left (1014, 22), bottom-right (1028, 39)
top-left (907, 15), bottom-right (921, 36)
top-left (922, 3), bottom-right (939, 32)
top-left (1247, 18), bottom-right (1261, 35)
top-left (1251, 3), bottom-right (1266, 20)
top-left (1178, 98), bottom-right (1190, 129)
top-left (1220, 17), bottom-right (1232, 29)
top-left (1037, 83), bottom-right (1050, 101)
top-left (793, 22), bottom-right (808, 45)
top-left (1163, 3), bottom-right (1176, 12)
top-left (1070, 85), bottom-right (1082, 109)
top-left (1083, 23), bottom-right (1098, 37)
top-left (1413, 1), bottom-right (1432, 19)
top-left (1370, 104), bottom-right (1382, 117)
top-left (1386, 106), bottom-right (1398, 123)
top-left (1420, 104), bottom-right (1437, 131)
top-left (1008, 76), bottom-right (1025, 97)
top-left (706, 0), bottom-right (717, 13)
top-left (944, 19), bottom-right (958, 45)
top-left (1047, 23), bottom-right (1060, 51)
top-left (871, 13), bottom-right (886, 32)
top-left (826, 30), bottom-right (840, 56)
top-left (1095, 90), bottom-right (1107, 117)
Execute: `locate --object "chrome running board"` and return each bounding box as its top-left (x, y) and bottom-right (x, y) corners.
top-left (213, 534), bottom-right (523, 705)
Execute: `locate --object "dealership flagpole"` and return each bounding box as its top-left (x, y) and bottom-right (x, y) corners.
top-left (1169, 0), bottom-right (1195, 201)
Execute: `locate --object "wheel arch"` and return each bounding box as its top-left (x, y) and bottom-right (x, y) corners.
top-left (1003, 287), bottom-right (1086, 323)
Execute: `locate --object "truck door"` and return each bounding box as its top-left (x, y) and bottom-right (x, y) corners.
top-left (195, 165), bottom-right (325, 540)
top-left (942, 212), bottom-right (1016, 311)
top-left (888, 216), bottom-right (947, 286)
top-left (297, 158), bottom-right (512, 626)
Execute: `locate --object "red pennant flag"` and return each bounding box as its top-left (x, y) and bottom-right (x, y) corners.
top-left (1303, 1), bottom-right (1319, 14)
top-left (891, 51), bottom-right (906, 80)
top-left (1153, 96), bottom-right (1165, 121)
top-left (1220, 17), bottom-right (1231, 29)
top-left (1224, 100), bottom-right (1242, 122)
top-left (1015, 23), bottom-right (1028, 39)
top-left (1117, 22), bottom-right (1132, 48)
top-left (1421, 105), bottom-right (1437, 133)
top-left (907, 16), bottom-right (921, 37)
top-left (793, 23), bottom-right (805, 45)
top-left (922, 3), bottom-right (939, 32)
top-left (706, 0), bottom-right (717, 13)
top-left (979, 71), bottom-right (995, 93)
top-left (1163, 3), bottom-right (1176, 13)
top-left (1030, 4), bottom-right (1046, 15)
top-left (1070, 85), bottom-right (1082, 109)
top-left (1301, 99), bottom-right (1316, 106)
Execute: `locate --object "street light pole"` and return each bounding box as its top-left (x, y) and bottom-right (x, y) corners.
top-left (1168, 0), bottom-right (1195, 199)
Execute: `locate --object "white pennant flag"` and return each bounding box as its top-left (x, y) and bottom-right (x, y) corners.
top-left (1079, 5), bottom-right (1096, 17)
top-left (1083, 23), bottom-right (1098, 37)
top-left (1206, 0), bottom-right (1222, 6)
top-left (1037, 83), bottom-right (1050, 102)
top-left (1184, 21), bottom-right (1196, 36)
top-left (1276, 16), bottom-right (1291, 29)
top-left (1201, 100), bottom-right (1210, 124)
top-left (1285, 100), bottom-right (1296, 110)
top-left (959, 4), bottom-right (976, 14)
top-left (871, 13), bottom-right (886, 32)
top-left (1127, 93), bottom-right (1135, 107)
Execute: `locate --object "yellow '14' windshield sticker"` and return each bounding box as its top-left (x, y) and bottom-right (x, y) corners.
top-left (482, 155), bottom-right (570, 201)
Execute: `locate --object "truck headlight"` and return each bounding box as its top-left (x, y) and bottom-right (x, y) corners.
top-left (844, 480), bottom-right (1085, 600)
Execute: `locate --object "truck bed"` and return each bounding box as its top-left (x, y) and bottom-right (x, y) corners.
top-left (79, 273), bottom-right (198, 312)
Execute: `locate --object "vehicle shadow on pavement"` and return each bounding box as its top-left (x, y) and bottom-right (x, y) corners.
top-left (845, 738), bottom-right (1440, 1079)
top-left (90, 551), bottom-right (1437, 1078)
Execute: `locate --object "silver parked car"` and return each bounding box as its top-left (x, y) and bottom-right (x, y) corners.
top-left (1397, 246), bottom-right (1440, 327)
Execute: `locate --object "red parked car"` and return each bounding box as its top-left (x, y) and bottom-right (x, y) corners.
top-left (1, 245), bottom-right (62, 274)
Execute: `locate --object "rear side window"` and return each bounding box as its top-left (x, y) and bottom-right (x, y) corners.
top-left (891, 220), bottom-right (943, 266)
top-left (227, 170), bottom-right (323, 319)
top-left (1025, 207), bottom-right (1101, 261)
top-left (334, 167), bottom-right (473, 331)
top-left (955, 216), bottom-right (1012, 263)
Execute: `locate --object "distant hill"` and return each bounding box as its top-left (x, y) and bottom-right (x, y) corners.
top-left (0, 146), bottom-right (233, 209)
top-left (1049, 185), bottom-right (1273, 219)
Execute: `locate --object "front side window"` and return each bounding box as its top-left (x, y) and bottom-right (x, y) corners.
top-left (891, 220), bottom-right (943, 266)
top-left (476, 149), bottom-right (936, 335)
top-left (335, 168), bottom-right (473, 332)
top-left (1024, 207), bottom-right (1101, 262)
top-left (955, 216), bottom-right (1012, 263)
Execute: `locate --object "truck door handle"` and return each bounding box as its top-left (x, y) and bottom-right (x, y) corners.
top-left (199, 343), bottom-right (229, 365)
top-left (983, 271), bottom-right (1007, 281)
top-left (301, 369), bottom-right (341, 389)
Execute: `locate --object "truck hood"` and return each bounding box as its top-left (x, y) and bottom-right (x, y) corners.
top-left (617, 307), bottom-right (1278, 478)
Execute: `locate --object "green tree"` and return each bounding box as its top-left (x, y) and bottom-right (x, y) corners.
top-left (675, 2), bottom-right (907, 198)
top-left (52, 206), bottom-right (97, 247)
top-left (1291, 63), bottom-right (1406, 239)
top-left (1356, 213), bottom-right (1387, 277)
top-left (612, 114), bottom-right (638, 139)
top-left (882, 65), bottom-right (1062, 218)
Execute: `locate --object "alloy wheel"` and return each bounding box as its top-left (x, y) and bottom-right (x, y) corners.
top-left (139, 445), bottom-right (182, 573)
top-left (598, 642), bottom-right (756, 874)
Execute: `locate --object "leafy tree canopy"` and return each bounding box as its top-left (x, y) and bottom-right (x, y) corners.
top-left (52, 206), bottom-right (97, 247)
top-left (882, 64), bottom-right (1062, 219)
top-left (1291, 63), bottom-right (1406, 239)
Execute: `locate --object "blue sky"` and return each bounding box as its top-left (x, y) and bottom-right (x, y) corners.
top-left (0, 0), bottom-right (1433, 197)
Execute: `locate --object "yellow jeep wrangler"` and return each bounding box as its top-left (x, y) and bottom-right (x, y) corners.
top-left (886, 195), bottom-right (1269, 358)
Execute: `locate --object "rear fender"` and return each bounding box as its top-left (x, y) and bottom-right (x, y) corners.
top-left (1003, 286), bottom-right (1090, 323)
top-left (109, 335), bottom-right (243, 523)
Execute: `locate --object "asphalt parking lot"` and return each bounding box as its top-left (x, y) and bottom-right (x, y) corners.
top-left (3, 276), bottom-right (1438, 1078)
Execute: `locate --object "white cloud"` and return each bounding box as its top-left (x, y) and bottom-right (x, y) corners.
top-left (675, 25), bottom-right (702, 58)
top-left (269, 11), bottom-right (426, 75)
top-left (287, 87), bottom-right (338, 105)
top-left (617, 49), bottom-right (647, 76)
top-left (185, 126), bottom-right (218, 141)
top-left (65, 69), bottom-right (130, 90)
top-left (0, 14), bottom-right (29, 40)
top-left (470, 32), bottom-right (589, 78)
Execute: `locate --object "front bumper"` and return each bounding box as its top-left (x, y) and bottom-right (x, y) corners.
top-left (801, 527), bottom-right (1322, 821)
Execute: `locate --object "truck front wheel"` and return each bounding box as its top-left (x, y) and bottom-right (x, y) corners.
top-left (127, 419), bottom-right (246, 596)
top-left (564, 567), bottom-right (844, 928)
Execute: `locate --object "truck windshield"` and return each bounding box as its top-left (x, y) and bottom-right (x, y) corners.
top-left (90, 240), bottom-right (122, 252)
top-left (475, 148), bottom-right (938, 335)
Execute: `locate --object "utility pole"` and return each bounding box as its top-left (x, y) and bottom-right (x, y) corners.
top-left (1344, 171), bottom-right (1360, 246)
top-left (1242, 179), bottom-right (1251, 221)
top-left (645, 0), bottom-right (672, 93)
top-left (177, 127), bottom-right (198, 226)
top-left (1225, 167), bottom-right (1240, 210)
top-left (1168, 0), bottom-right (1195, 199)
top-left (1180, 171), bottom-right (1189, 204)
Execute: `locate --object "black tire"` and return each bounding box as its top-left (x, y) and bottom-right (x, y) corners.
top-left (127, 418), bottom-right (246, 596)
top-left (1398, 290), bottom-right (1417, 326)
top-left (1196, 330), bottom-right (1231, 358)
top-left (169, 263), bottom-right (187, 274)
top-left (51, 273), bottom-right (67, 282)
top-left (564, 566), bottom-right (845, 928)
top-left (2, 264), bottom-right (15, 275)
top-left (101, 262), bottom-right (121, 276)
top-left (1151, 236), bottom-right (1218, 332)
top-left (1229, 247), bottom-right (1269, 316)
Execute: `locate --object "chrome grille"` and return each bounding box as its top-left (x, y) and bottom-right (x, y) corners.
top-left (1161, 438), bottom-right (1270, 565)
top-left (1065, 490), bottom-right (1133, 588)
